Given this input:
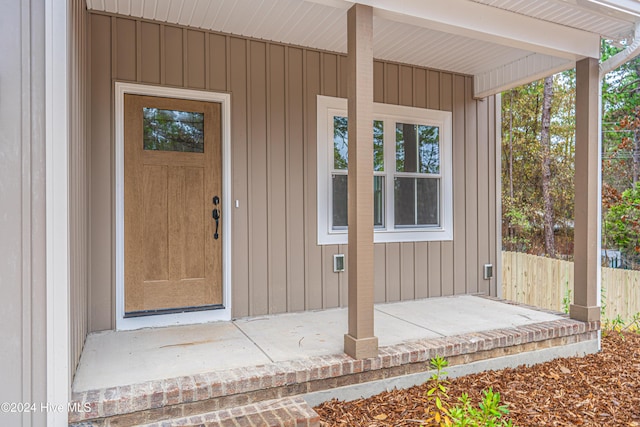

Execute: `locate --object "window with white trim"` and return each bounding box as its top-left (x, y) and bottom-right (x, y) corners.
top-left (317, 95), bottom-right (453, 244)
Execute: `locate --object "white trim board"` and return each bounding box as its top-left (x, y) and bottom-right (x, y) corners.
top-left (46, 0), bottom-right (70, 425)
top-left (114, 83), bottom-right (233, 330)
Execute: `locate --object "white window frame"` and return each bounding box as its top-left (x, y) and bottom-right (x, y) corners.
top-left (317, 95), bottom-right (453, 245)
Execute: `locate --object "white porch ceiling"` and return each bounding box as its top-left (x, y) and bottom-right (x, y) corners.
top-left (86, 0), bottom-right (640, 97)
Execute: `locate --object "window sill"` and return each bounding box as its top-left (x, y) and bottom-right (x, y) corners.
top-left (318, 228), bottom-right (453, 245)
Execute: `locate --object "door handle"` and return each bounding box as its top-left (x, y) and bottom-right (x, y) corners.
top-left (212, 209), bottom-right (220, 239)
top-left (212, 195), bottom-right (220, 240)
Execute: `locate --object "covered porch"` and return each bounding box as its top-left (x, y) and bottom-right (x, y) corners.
top-left (59, 0), bottom-right (640, 426)
top-left (69, 295), bottom-right (598, 426)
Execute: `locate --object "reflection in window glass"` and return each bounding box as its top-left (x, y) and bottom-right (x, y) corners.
top-left (394, 177), bottom-right (439, 226)
top-left (374, 120), bottom-right (384, 171)
top-left (396, 124), bottom-right (439, 173)
top-left (332, 174), bottom-right (348, 228)
top-left (333, 116), bottom-right (384, 171)
top-left (143, 108), bottom-right (204, 152)
top-left (332, 175), bottom-right (385, 229)
top-left (373, 176), bottom-right (384, 226)
top-left (333, 117), bottom-right (348, 170)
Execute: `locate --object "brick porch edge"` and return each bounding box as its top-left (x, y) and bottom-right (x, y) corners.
top-left (69, 318), bottom-right (599, 425)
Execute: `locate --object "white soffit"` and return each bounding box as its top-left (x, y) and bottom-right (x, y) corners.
top-left (86, 0), bottom-right (640, 97)
top-left (470, 0), bottom-right (636, 41)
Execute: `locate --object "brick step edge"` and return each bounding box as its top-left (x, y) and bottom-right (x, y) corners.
top-left (135, 396), bottom-right (319, 427)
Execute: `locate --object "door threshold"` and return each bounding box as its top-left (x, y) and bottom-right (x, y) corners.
top-left (124, 304), bottom-right (225, 318)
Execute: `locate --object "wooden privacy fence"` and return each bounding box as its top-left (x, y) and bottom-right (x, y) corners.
top-left (502, 251), bottom-right (640, 322)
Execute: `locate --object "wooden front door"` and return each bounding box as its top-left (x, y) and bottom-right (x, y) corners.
top-left (124, 94), bottom-right (222, 315)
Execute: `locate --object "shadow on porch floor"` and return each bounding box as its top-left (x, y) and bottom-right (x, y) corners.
top-left (70, 295), bottom-right (599, 426)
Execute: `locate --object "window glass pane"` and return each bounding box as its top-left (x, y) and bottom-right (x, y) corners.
top-left (374, 176), bottom-right (384, 227)
top-left (374, 120), bottom-right (384, 171)
top-left (418, 125), bottom-right (440, 174)
top-left (417, 178), bottom-right (440, 225)
top-left (332, 175), bottom-right (385, 229)
top-left (332, 174), bottom-right (348, 228)
top-left (396, 123), bottom-right (416, 172)
top-left (333, 116), bottom-right (348, 170)
top-left (143, 108), bottom-right (204, 152)
top-left (333, 116), bottom-right (385, 171)
top-left (396, 123), bottom-right (440, 173)
top-left (394, 177), bottom-right (439, 226)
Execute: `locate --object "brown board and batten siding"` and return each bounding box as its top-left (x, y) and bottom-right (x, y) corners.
top-left (70, 0), bottom-right (89, 381)
top-left (88, 12), bottom-right (498, 331)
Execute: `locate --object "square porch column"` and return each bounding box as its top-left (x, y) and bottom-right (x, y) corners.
top-left (344, 3), bottom-right (379, 359)
top-left (570, 57), bottom-right (601, 322)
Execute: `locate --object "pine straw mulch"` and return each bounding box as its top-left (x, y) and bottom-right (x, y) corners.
top-left (315, 331), bottom-right (640, 426)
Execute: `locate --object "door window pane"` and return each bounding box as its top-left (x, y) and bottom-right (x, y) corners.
top-left (396, 123), bottom-right (440, 173)
top-left (394, 177), bottom-right (440, 226)
top-left (333, 116), bottom-right (385, 171)
top-left (332, 175), bottom-right (385, 229)
top-left (143, 108), bottom-right (204, 153)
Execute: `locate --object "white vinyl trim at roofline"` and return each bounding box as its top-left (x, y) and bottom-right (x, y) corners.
top-left (600, 22), bottom-right (640, 79)
top-left (46, 0), bottom-right (70, 425)
top-left (586, 0), bottom-right (640, 18)
top-left (306, 0), bottom-right (601, 59)
top-left (474, 54), bottom-right (574, 99)
top-left (114, 83), bottom-right (233, 330)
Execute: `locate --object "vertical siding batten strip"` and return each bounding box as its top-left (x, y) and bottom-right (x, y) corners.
top-left (205, 32), bottom-right (211, 90)
top-left (160, 23), bottom-right (165, 85)
top-left (182, 27), bottom-right (188, 87)
top-left (226, 35), bottom-right (231, 91)
top-left (399, 65), bottom-right (413, 301)
top-left (465, 76), bottom-right (479, 294)
top-left (266, 43), bottom-right (273, 313)
top-left (492, 95), bottom-right (498, 296)
top-left (246, 40), bottom-right (254, 314)
top-left (452, 74), bottom-right (466, 295)
top-left (440, 72), bottom-right (454, 296)
top-left (286, 47), bottom-right (306, 312)
top-left (305, 50), bottom-right (323, 310)
top-left (88, 14), bottom-right (111, 330)
top-left (321, 52), bottom-right (341, 309)
top-left (284, 45), bottom-right (291, 312)
top-left (385, 62), bottom-right (399, 302)
top-left (413, 67), bottom-right (428, 298)
top-left (319, 52), bottom-right (327, 309)
top-left (111, 16), bottom-right (117, 80)
top-left (229, 36), bottom-right (250, 317)
top-left (266, 43), bottom-right (289, 314)
top-left (135, 20), bottom-right (142, 82)
top-left (303, 49), bottom-right (310, 310)
top-left (476, 94), bottom-right (489, 296)
top-left (427, 70), bottom-right (442, 298)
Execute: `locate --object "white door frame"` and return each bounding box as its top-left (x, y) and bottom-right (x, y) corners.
top-left (114, 82), bottom-right (232, 330)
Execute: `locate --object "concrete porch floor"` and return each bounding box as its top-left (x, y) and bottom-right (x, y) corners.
top-left (77, 295), bottom-right (571, 391)
top-left (70, 295), bottom-right (600, 426)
